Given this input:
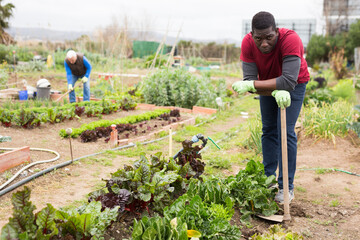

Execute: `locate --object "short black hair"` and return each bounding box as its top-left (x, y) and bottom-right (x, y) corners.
top-left (251, 11), bottom-right (276, 31)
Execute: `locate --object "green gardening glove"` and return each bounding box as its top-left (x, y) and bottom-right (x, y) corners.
top-left (232, 80), bottom-right (256, 94)
top-left (81, 76), bottom-right (89, 83)
top-left (68, 84), bottom-right (73, 91)
top-left (272, 90), bottom-right (291, 108)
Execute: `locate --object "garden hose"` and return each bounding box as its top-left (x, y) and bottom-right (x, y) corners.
top-left (208, 137), bottom-right (221, 150)
top-left (0, 116), bottom-right (219, 196)
top-left (298, 167), bottom-right (360, 177)
top-left (0, 144), bottom-right (135, 197)
top-left (199, 128), bottom-right (241, 153)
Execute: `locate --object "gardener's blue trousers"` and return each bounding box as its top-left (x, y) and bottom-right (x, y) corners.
top-left (259, 82), bottom-right (307, 190)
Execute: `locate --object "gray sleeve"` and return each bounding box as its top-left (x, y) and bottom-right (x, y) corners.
top-left (276, 55), bottom-right (300, 91)
top-left (242, 61), bottom-right (258, 81)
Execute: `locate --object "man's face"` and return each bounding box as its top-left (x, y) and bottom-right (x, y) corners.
top-left (68, 55), bottom-right (77, 64)
top-left (252, 26), bottom-right (278, 54)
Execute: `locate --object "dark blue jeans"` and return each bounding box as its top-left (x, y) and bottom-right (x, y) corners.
top-left (69, 75), bottom-right (90, 103)
top-left (259, 83), bottom-right (307, 190)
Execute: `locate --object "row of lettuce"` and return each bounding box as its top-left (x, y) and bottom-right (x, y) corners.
top-left (1, 145), bottom-right (280, 239)
top-left (59, 109), bottom-right (177, 143)
top-left (0, 97), bottom-right (136, 129)
top-left (59, 109), bottom-right (171, 138)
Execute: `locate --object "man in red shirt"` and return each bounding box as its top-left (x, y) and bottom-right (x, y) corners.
top-left (232, 11), bottom-right (309, 204)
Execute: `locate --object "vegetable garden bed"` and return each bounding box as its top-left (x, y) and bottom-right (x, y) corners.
top-left (0, 97), bottom-right (137, 129)
top-left (1, 141), bottom-right (280, 239)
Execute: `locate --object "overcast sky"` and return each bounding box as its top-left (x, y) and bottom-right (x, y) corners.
top-left (5, 0), bottom-right (324, 41)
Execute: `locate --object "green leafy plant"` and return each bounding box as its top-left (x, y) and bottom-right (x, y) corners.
top-left (304, 88), bottom-right (336, 106)
top-left (47, 108), bottom-right (64, 124)
top-left (141, 68), bottom-right (226, 109)
top-left (331, 79), bottom-right (356, 102)
top-left (186, 176), bottom-right (235, 221)
top-left (1, 186), bottom-right (40, 239)
top-left (0, 109), bottom-right (12, 127)
top-left (251, 224), bottom-right (303, 239)
top-left (224, 160), bottom-right (278, 222)
top-left (60, 109), bottom-right (170, 138)
top-left (103, 152), bottom-right (182, 213)
top-left (132, 215), bottom-right (189, 240)
top-left (1, 187), bottom-right (119, 240)
top-left (163, 194), bottom-right (241, 240)
top-left (16, 61), bottom-right (47, 72)
top-left (12, 108), bottom-right (39, 128)
top-left (56, 201), bottom-right (119, 239)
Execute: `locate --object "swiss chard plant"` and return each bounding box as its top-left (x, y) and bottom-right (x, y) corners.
top-left (12, 108), bottom-right (39, 129)
top-left (47, 108), bottom-right (64, 124)
top-left (224, 160), bottom-right (278, 222)
top-left (1, 186), bottom-right (37, 239)
top-left (56, 201), bottom-right (119, 239)
top-left (0, 187), bottom-right (119, 240)
top-left (163, 194), bottom-right (241, 240)
top-left (175, 140), bottom-right (206, 179)
top-left (0, 109), bottom-right (12, 127)
top-left (74, 105), bottom-right (85, 116)
top-left (91, 152), bottom-right (183, 214)
top-left (132, 215), bottom-right (191, 240)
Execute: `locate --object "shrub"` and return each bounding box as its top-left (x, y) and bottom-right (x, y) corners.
top-left (331, 79), bottom-right (356, 102)
top-left (306, 34), bottom-right (331, 66)
top-left (141, 68), bottom-right (226, 109)
top-left (16, 60), bottom-right (47, 72)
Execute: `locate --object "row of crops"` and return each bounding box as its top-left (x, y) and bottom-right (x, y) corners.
top-left (0, 97), bottom-right (136, 129)
top-left (1, 140), bottom-right (286, 239)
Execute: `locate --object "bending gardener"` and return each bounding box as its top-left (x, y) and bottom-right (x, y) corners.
top-left (64, 50), bottom-right (92, 103)
top-left (232, 11), bottom-right (309, 204)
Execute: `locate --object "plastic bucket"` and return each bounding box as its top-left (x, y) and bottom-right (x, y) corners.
top-left (19, 90), bottom-right (28, 100)
top-left (36, 87), bottom-right (51, 100)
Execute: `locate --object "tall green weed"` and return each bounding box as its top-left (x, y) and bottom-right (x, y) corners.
top-left (244, 113), bottom-right (262, 154)
top-left (303, 101), bottom-right (354, 143)
top-left (0, 64), bottom-right (9, 90)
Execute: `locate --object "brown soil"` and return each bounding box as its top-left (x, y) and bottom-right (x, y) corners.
top-left (0, 101), bottom-right (360, 239)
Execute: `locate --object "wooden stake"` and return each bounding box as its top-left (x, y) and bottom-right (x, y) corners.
top-left (169, 127), bottom-right (172, 158)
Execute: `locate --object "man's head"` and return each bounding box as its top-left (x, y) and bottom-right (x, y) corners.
top-left (66, 50), bottom-right (77, 64)
top-left (251, 11), bottom-right (278, 54)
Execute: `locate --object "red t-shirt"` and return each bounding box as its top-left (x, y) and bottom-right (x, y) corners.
top-left (240, 28), bottom-right (309, 83)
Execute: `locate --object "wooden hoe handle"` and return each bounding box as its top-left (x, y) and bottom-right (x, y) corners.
top-left (281, 107), bottom-right (291, 221)
top-left (55, 89), bottom-right (72, 102)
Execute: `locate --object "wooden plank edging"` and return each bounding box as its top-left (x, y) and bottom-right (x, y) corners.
top-left (0, 146), bottom-right (30, 173)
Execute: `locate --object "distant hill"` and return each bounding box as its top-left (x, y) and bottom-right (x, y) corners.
top-left (5, 27), bottom-right (239, 45)
top-left (6, 27), bottom-right (91, 42)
